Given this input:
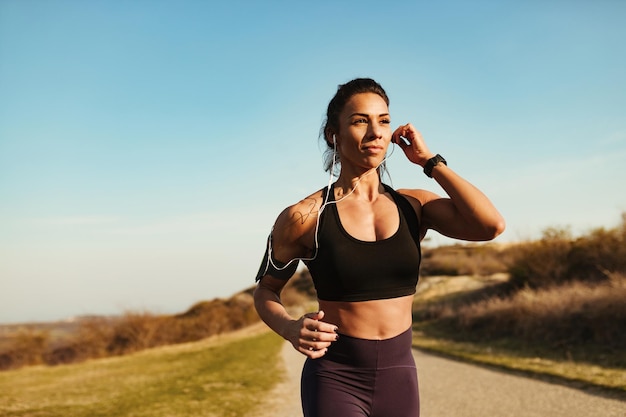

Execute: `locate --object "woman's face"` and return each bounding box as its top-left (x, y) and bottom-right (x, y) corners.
top-left (336, 92), bottom-right (392, 172)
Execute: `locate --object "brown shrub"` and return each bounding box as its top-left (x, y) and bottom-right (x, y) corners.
top-left (506, 227), bottom-right (573, 288)
top-left (106, 312), bottom-right (167, 355)
top-left (0, 329), bottom-right (49, 370)
top-left (421, 244), bottom-right (509, 277)
top-left (566, 226), bottom-right (626, 281)
top-left (506, 215), bottom-right (626, 288)
top-left (73, 316), bottom-right (116, 359)
top-left (0, 290), bottom-right (262, 371)
top-left (166, 293), bottom-right (259, 344)
top-left (446, 274), bottom-right (626, 349)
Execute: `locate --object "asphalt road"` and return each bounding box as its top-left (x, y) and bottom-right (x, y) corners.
top-left (258, 341), bottom-right (625, 417)
top-left (414, 349), bottom-right (625, 417)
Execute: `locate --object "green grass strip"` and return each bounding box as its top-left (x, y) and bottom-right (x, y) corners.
top-left (0, 330), bottom-right (284, 417)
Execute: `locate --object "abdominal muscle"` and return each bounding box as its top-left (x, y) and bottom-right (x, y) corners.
top-left (318, 294), bottom-right (414, 340)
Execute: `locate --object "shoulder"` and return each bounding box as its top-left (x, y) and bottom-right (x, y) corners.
top-left (275, 188), bottom-right (325, 231)
top-left (395, 188), bottom-right (441, 212)
top-left (397, 187), bottom-right (466, 236)
top-left (271, 188), bottom-right (327, 256)
top-left (395, 188), bottom-right (444, 235)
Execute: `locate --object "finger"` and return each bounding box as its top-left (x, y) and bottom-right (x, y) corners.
top-left (302, 311), bottom-right (339, 334)
top-left (299, 345), bottom-right (329, 359)
top-left (303, 310), bottom-right (323, 319)
top-left (392, 126), bottom-right (406, 144)
top-left (393, 125), bottom-right (413, 148)
top-left (302, 318), bottom-right (320, 332)
top-left (305, 320), bottom-right (339, 337)
top-left (301, 310), bottom-right (324, 325)
top-left (300, 340), bottom-right (316, 352)
top-left (307, 329), bottom-right (339, 344)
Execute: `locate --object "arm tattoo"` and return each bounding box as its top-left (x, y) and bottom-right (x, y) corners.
top-left (290, 197), bottom-right (320, 225)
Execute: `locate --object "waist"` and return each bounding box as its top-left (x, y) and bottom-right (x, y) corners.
top-left (323, 327), bottom-right (414, 368)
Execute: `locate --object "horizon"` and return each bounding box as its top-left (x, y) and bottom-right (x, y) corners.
top-left (1, 1), bottom-right (625, 324)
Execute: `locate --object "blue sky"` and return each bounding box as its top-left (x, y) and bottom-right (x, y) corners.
top-left (1, 0), bottom-right (625, 324)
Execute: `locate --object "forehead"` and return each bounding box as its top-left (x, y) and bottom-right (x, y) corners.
top-left (341, 93), bottom-right (389, 115)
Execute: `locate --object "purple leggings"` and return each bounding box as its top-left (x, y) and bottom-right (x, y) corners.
top-left (301, 328), bottom-right (419, 417)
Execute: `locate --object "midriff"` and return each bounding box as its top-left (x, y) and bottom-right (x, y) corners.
top-left (318, 294), bottom-right (414, 340)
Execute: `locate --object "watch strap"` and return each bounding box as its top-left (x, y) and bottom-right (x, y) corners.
top-left (423, 154), bottom-right (447, 178)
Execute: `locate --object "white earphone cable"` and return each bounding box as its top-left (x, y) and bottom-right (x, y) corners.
top-left (264, 140), bottom-right (399, 273)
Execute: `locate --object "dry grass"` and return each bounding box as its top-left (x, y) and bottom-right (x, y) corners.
top-left (0, 291), bottom-right (260, 371)
top-left (0, 324), bottom-right (285, 417)
top-left (420, 243), bottom-right (511, 276)
top-left (412, 274), bottom-right (626, 392)
top-left (417, 214), bottom-right (626, 350)
top-left (507, 216), bottom-right (626, 288)
top-left (412, 216), bottom-right (626, 392)
top-left (450, 275), bottom-right (626, 350)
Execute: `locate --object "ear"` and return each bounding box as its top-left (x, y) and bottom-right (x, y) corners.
top-left (324, 129), bottom-right (336, 147)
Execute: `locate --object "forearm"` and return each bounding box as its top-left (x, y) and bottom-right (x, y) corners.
top-left (253, 285), bottom-right (296, 340)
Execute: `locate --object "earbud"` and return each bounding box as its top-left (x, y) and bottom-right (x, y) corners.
top-left (332, 134), bottom-right (336, 145)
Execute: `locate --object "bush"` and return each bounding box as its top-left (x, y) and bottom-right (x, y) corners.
top-left (0, 291), bottom-right (261, 371)
top-left (415, 215), bottom-right (626, 363)
top-left (421, 244), bottom-right (509, 277)
top-left (566, 225), bottom-right (626, 282)
top-left (506, 215), bottom-right (626, 288)
top-left (446, 274), bottom-right (626, 351)
top-left (506, 228), bottom-right (573, 288)
top-left (0, 329), bottom-right (49, 369)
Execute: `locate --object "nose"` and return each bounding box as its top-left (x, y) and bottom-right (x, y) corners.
top-left (367, 121), bottom-right (384, 141)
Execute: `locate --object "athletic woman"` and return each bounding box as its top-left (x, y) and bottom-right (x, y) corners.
top-left (253, 78), bottom-right (505, 417)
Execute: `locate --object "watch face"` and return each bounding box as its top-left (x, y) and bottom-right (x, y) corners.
top-left (424, 154), bottom-right (445, 177)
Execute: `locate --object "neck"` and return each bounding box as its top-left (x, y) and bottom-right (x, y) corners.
top-left (335, 168), bottom-right (384, 202)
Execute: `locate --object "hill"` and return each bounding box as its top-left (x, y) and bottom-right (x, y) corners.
top-left (0, 275), bottom-right (313, 371)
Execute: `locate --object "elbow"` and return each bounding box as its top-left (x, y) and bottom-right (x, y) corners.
top-left (485, 216), bottom-right (506, 240)
top-left (253, 280), bottom-right (282, 307)
top-left (252, 285), bottom-right (262, 313)
top-left (252, 283), bottom-right (269, 312)
top-left (469, 214), bottom-right (505, 242)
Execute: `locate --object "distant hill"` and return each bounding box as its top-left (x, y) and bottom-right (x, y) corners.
top-left (0, 272), bottom-right (315, 371)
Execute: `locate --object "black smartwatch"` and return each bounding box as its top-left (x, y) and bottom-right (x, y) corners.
top-left (423, 154), bottom-right (447, 178)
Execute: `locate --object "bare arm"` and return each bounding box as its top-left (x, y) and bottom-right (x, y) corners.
top-left (253, 197), bottom-right (338, 358)
top-left (393, 124), bottom-right (505, 241)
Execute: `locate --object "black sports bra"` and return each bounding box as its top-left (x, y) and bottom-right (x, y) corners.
top-left (304, 184), bottom-right (421, 302)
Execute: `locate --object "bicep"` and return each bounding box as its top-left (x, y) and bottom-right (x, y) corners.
top-left (421, 197), bottom-right (490, 241)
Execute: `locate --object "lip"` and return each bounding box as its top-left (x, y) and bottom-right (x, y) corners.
top-left (362, 145), bottom-right (385, 154)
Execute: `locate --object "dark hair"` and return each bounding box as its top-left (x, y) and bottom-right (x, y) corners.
top-left (320, 78), bottom-right (390, 173)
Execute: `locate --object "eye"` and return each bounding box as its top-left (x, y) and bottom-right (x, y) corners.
top-left (352, 118), bottom-right (368, 124)
top-left (380, 118), bottom-right (391, 125)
